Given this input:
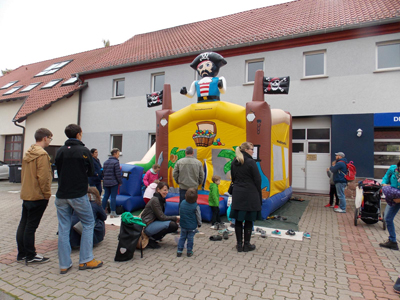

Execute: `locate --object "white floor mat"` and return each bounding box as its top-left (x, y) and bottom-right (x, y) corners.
top-left (105, 216), bottom-right (122, 226)
top-left (253, 226), bottom-right (304, 241)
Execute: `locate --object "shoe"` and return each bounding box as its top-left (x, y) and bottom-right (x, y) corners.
top-left (177, 252), bottom-right (182, 257)
top-left (286, 229), bottom-right (296, 236)
top-left (79, 259), bottom-right (103, 270)
top-left (236, 243), bottom-right (243, 252)
top-left (210, 225), bottom-right (217, 230)
top-left (148, 239), bottom-right (161, 249)
top-left (334, 205), bottom-right (339, 209)
top-left (272, 230), bottom-right (281, 235)
top-left (27, 254), bottom-right (50, 264)
top-left (243, 242), bottom-right (256, 252)
top-left (209, 235), bottom-right (222, 241)
top-left (260, 230), bottom-right (267, 238)
top-left (303, 232), bottom-right (311, 239)
top-left (60, 264), bottom-right (72, 274)
top-left (110, 211), bottom-right (119, 218)
top-left (334, 208), bottom-right (346, 213)
top-left (394, 277), bottom-right (400, 294)
top-left (324, 204), bottom-right (333, 208)
top-left (379, 240), bottom-right (399, 250)
top-left (222, 231), bottom-right (229, 240)
top-left (16, 257), bottom-right (26, 263)
top-left (187, 251), bottom-right (194, 257)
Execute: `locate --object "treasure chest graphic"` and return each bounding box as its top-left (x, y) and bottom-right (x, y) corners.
top-left (192, 121), bottom-right (216, 147)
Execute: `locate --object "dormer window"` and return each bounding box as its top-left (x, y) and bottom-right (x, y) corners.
top-left (41, 79), bottom-right (62, 89)
top-left (61, 77), bottom-right (78, 86)
top-left (35, 60), bottom-right (72, 77)
top-left (3, 85), bottom-right (23, 95)
top-left (0, 81), bottom-right (18, 89)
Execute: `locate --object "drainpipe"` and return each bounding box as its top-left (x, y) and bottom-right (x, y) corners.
top-left (75, 74), bottom-right (82, 125)
top-left (13, 121), bottom-right (25, 163)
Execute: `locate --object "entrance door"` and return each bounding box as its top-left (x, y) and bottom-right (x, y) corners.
top-left (292, 117), bottom-right (331, 193)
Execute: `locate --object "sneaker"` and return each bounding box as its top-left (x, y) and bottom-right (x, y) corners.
top-left (272, 230), bottom-right (281, 235)
top-left (16, 257), bottom-right (26, 263)
top-left (334, 205), bottom-right (339, 209)
top-left (324, 204), bottom-right (334, 208)
top-left (379, 240), bottom-right (399, 250)
top-left (60, 264), bottom-right (72, 274)
top-left (210, 225), bottom-right (217, 230)
top-left (303, 232), bottom-right (311, 239)
top-left (394, 277), bottom-right (400, 294)
top-left (148, 239), bottom-right (161, 249)
top-left (334, 208), bottom-right (346, 213)
top-left (187, 251), bottom-right (194, 257)
top-left (27, 254), bottom-right (50, 264)
top-left (177, 252), bottom-right (182, 257)
top-left (79, 259), bottom-right (103, 270)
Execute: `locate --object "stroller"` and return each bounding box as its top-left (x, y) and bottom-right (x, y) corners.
top-left (354, 179), bottom-right (386, 229)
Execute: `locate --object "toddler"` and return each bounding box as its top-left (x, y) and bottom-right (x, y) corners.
top-left (208, 175), bottom-right (221, 228)
top-left (143, 164), bottom-right (160, 187)
top-left (143, 179), bottom-right (160, 204)
top-left (177, 188), bottom-right (202, 257)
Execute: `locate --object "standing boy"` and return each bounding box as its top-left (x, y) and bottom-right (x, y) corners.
top-left (16, 128), bottom-right (53, 264)
top-left (208, 175), bottom-right (222, 229)
top-left (55, 124), bottom-right (102, 274)
top-left (177, 188), bottom-right (202, 257)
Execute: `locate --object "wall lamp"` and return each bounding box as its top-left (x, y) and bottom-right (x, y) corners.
top-left (357, 128), bottom-right (363, 137)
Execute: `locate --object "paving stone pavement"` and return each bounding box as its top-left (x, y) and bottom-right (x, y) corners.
top-left (1, 181), bottom-right (400, 299)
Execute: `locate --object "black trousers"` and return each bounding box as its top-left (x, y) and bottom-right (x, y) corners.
top-left (329, 184), bottom-right (339, 206)
top-left (16, 200), bottom-right (48, 260)
top-left (211, 206), bottom-right (221, 225)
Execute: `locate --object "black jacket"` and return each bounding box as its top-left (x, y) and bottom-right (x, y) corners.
top-left (55, 139), bottom-right (94, 199)
top-left (230, 151), bottom-right (262, 212)
top-left (88, 157), bottom-right (103, 185)
top-left (103, 156), bottom-right (122, 187)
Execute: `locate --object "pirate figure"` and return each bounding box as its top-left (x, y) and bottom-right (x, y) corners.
top-left (180, 52), bottom-right (227, 103)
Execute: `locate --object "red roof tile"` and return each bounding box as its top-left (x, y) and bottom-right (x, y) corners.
top-left (81, 0), bottom-right (400, 73)
top-left (0, 47), bottom-right (114, 121)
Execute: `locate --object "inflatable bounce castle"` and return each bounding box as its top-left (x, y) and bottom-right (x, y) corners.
top-left (122, 52), bottom-right (292, 221)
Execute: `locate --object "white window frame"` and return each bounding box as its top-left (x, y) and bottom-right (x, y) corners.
top-left (20, 82), bottom-right (41, 93)
top-left (375, 40), bottom-right (400, 72)
top-left (374, 138), bottom-right (400, 182)
top-left (110, 134), bottom-right (123, 155)
top-left (245, 59), bottom-right (264, 84)
top-left (41, 79), bottom-right (62, 89)
top-left (112, 78), bottom-right (125, 98)
top-left (151, 72), bottom-right (165, 92)
top-left (35, 60), bottom-right (72, 77)
top-left (3, 85), bottom-right (23, 95)
top-left (0, 81), bottom-right (18, 90)
top-left (303, 50), bottom-right (327, 79)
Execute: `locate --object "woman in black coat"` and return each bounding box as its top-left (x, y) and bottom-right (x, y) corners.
top-left (229, 142), bottom-right (262, 252)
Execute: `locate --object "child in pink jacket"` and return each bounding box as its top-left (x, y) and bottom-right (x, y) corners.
top-left (143, 164), bottom-right (160, 187)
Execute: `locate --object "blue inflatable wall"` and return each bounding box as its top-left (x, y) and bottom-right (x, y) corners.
top-left (116, 164), bottom-right (145, 212)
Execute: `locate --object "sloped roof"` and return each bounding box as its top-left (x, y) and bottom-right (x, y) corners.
top-left (0, 46), bottom-right (114, 122)
top-left (80, 0), bottom-right (400, 74)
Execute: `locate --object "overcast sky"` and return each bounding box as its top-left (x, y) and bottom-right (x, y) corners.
top-left (0, 0), bottom-right (291, 75)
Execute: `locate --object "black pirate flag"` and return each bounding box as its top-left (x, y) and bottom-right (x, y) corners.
top-left (263, 76), bottom-right (290, 94)
top-left (146, 90), bottom-right (163, 107)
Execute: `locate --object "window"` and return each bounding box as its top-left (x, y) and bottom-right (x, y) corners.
top-left (4, 135), bottom-right (22, 164)
top-left (377, 41), bottom-right (400, 71)
top-left (0, 81), bottom-right (18, 89)
top-left (246, 60), bottom-right (264, 83)
top-left (41, 79), bottom-right (62, 89)
top-left (20, 82), bottom-right (40, 93)
top-left (61, 77), bottom-right (78, 86)
top-left (149, 133), bottom-right (156, 149)
top-left (152, 73), bottom-right (164, 92)
top-left (304, 50), bottom-right (326, 77)
top-left (35, 60), bottom-right (72, 77)
top-left (111, 135), bottom-right (123, 154)
top-left (3, 85), bottom-right (23, 95)
top-left (113, 79), bottom-right (125, 97)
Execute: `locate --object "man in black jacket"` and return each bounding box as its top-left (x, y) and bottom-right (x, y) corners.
top-left (55, 124), bottom-right (103, 274)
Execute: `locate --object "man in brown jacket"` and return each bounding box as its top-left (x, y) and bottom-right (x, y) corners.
top-left (16, 128), bottom-right (53, 264)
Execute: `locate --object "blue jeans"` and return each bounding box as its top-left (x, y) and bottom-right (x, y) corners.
top-left (335, 182), bottom-right (347, 210)
top-left (102, 185), bottom-right (118, 211)
top-left (55, 195), bottom-right (95, 269)
top-left (384, 203), bottom-right (400, 242)
top-left (177, 228), bottom-right (196, 252)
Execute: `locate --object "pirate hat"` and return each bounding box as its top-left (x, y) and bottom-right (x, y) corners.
top-left (190, 52), bottom-right (227, 70)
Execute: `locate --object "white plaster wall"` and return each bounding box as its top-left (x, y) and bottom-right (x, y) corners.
top-left (80, 32), bottom-right (400, 163)
top-left (24, 94), bottom-right (79, 152)
top-left (0, 100), bottom-right (25, 161)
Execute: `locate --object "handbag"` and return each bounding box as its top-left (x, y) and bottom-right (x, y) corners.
top-left (228, 182), bottom-right (234, 195)
top-left (73, 221), bottom-right (83, 235)
top-left (115, 222), bottom-right (145, 261)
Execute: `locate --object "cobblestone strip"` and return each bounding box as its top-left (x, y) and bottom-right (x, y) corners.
top-left (336, 205), bottom-right (399, 299)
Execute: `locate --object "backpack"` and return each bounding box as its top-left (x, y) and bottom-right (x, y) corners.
top-left (339, 160), bottom-right (356, 181)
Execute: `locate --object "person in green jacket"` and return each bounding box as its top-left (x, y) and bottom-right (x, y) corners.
top-left (208, 175), bottom-right (221, 229)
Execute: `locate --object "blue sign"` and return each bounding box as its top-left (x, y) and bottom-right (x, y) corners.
top-left (374, 113), bottom-right (400, 127)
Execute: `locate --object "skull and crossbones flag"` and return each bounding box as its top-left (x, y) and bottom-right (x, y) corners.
top-left (263, 76), bottom-right (290, 94)
top-left (146, 90), bottom-right (163, 107)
